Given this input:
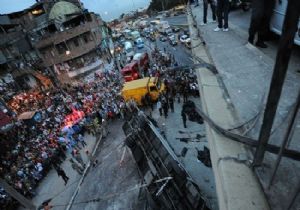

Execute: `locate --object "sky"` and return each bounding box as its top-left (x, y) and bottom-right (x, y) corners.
top-left (0, 0), bottom-right (150, 21)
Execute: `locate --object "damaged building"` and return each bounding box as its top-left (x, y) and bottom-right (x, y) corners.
top-left (0, 0), bottom-right (111, 86)
top-left (29, 0), bottom-right (112, 81)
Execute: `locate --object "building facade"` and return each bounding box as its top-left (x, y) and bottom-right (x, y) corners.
top-left (1, 0), bottom-right (111, 85)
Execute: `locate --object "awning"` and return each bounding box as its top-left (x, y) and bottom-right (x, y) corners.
top-left (18, 111), bottom-right (36, 120)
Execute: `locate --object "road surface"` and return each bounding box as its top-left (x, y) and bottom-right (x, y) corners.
top-left (70, 121), bottom-right (143, 210)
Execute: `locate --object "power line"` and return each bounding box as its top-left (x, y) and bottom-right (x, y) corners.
top-left (50, 177), bottom-right (173, 208)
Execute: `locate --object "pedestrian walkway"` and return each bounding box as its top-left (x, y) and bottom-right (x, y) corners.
top-left (19, 134), bottom-right (98, 210)
top-left (191, 3), bottom-right (299, 144)
top-left (190, 3), bottom-right (300, 210)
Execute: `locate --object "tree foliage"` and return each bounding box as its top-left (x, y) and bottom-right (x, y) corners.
top-left (119, 13), bottom-right (125, 19)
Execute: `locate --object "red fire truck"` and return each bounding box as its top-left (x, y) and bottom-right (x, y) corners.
top-left (121, 53), bottom-right (149, 82)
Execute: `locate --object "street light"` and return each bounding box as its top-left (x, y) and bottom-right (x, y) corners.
top-left (109, 38), bottom-right (115, 57)
top-left (65, 50), bottom-right (71, 55)
top-left (110, 48), bottom-right (114, 57)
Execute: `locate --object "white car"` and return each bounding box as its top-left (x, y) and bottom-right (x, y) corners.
top-left (168, 33), bottom-right (175, 41)
top-left (180, 35), bottom-right (191, 43)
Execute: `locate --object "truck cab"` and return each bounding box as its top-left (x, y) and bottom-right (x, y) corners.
top-left (122, 77), bottom-right (165, 105)
top-left (121, 61), bottom-right (140, 82)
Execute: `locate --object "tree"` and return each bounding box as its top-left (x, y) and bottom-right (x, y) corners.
top-left (119, 13), bottom-right (125, 20)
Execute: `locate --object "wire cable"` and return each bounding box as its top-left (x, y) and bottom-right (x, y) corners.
top-left (49, 177), bottom-right (173, 208)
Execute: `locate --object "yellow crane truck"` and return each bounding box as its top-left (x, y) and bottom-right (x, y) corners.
top-left (122, 77), bottom-right (165, 105)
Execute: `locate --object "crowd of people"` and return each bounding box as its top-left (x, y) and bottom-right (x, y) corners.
top-left (145, 46), bottom-right (200, 122)
top-left (0, 65), bottom-right (125, 209)
top-left (0, 28), bottom-right (200, 210)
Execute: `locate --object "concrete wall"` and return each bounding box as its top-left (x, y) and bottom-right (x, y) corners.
top-left (39, 29), bottom-right (102, 66)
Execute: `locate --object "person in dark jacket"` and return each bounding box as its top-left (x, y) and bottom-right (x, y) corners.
top-left (201, 0), bottom-right (217, 25)
top-left (248, 0), bottom-right (276, 48)
top-left (169, 96), bottom-right (174, 113)
top-left (181, 110), bottom-right (187, 128)
top-left (53, 165), bottom-right (69, 185)
top-left (162, 98), bottom-right (169, 118)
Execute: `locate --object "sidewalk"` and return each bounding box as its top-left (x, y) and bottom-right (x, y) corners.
top-left (19, 134), bottom-right (98, 210)
top-left (191, 3), bottom-right (300, 210)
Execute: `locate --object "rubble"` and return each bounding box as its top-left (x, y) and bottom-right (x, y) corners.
top-left (182, 100), bottom-right (204, 124)
top-left (123, 106), bottom-right (211, 210)
top-left (196, 146), bottom-right (212, 168)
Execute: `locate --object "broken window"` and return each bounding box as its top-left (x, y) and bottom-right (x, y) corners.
top-left (83, 34), bottom-right (89, 43)
top-left (56, 43), bottom-right (67, 54)
top-left (73, 38), bottom-right (79, 47)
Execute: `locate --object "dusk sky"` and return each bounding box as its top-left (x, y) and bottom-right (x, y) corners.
top-left (0, 0), bottom-right (150, 21)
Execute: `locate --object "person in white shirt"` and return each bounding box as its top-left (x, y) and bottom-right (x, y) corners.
top-left (157, 100), bottom-right (162, 116)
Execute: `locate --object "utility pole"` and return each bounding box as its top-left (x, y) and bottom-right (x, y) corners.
top-left (252, 0), bottom-right (300, 167)
top-left (0, 179), bottom-right (36, 210)
top-left (161, 0), bottom-right (165, 11)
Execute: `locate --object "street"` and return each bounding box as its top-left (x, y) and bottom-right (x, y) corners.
top-left (69, 12), bottom-right (219, 209)
top-left (70, 121), bottom-right (143, 210)
top-left (138, 13), bottom-right (191, 66)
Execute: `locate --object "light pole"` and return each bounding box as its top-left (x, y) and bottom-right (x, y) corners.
top-left (161, 0), bottom-right (165, 11)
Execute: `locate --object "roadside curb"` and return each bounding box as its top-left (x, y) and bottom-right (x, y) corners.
top-left (65, 132), bottom-right (103, 210)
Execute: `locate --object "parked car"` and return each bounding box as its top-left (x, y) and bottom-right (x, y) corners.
top-left (183, 29), bottom-right (190, 36)
top-left (136, 38), bottom-right (144, 49)
top-left (270, 0), bottom-right (300, 46)
top-left (170, 39), bottom-right (178, 46)
top-left (168, 33), bottom-right (175, 41)
top-left (180, 35), bottom-right (190, 43)
top-left (150, 36), bottom-right (156, 42)
top-left (160, 36), bottom-right (167, 42)
top-left (172, 27), bottom-right (180, 33)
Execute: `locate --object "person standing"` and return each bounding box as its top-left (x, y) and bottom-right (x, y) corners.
top-left (76, 133), bottom-right (87, 147)
top-left (157, 100), bottom-right (162, 116)
top-left (248, 0), bottom-right (276, 48)
top-left (183, 85), bottom-right (189, 103)
top-left (169, 96), bottom-right (174, 113)
top-left (162, 98), bottom-right (169, 118)
top-left (201, 0), bottom-right (217, 25)
top-left (145, 93), bottom-right (153, 111)
top-left (181, 110), bottom-right (187, 128)
top-left (72, 149), bottom-right (85, 168)
top-left (69, 158), bottom-right (84, 175)
top-left (214, 0), bottom-right (230, 32)
top-left (53, 165), bottom-right (69, 185)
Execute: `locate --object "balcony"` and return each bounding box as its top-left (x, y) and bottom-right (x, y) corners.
top-left (0, 30), bottom-right (24, 46)
top-left (67, 59), bottom-right (103, 78)
top-left (42, 41), bottom-right (98, 66)
top-left (34, 20), bottom-right (99, 48)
